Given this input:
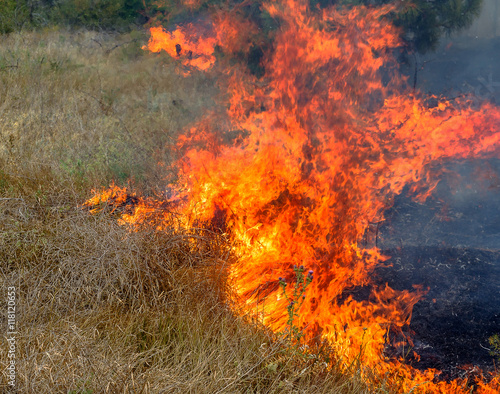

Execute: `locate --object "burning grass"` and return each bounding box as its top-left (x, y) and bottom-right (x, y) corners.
top-left (0, 28), bottom-right (391, 392)
top-left (83, 0), bottom-right (500, 391)
top-left (1, 3), bottom-right (500, 390)
top-left (0, 176), bottom-right (383, 393)
top-left (105, 0), bottom-right (500, 391)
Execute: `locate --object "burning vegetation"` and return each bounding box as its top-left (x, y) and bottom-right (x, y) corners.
top-left (85, 0), bottom-right (500, 392)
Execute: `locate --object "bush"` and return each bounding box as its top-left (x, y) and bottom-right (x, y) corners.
top-left (51, 0), bottom-right (144, 30)
top-left (0, 0), bottom-right (155, 33)
top-left (0, 0), bottom-right (29, 34)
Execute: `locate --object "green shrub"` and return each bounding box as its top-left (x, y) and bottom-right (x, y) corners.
top-left (51, 0), bottom-right (137, 30)
top-left (0, 0), bottom-right (158, 33)
top-left (0, 0), bottom-right (29, 34)
top-left (490, 334), bottom-right (500, 363)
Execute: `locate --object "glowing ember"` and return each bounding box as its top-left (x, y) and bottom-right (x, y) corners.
top-left (86, 0), bottom-right (500, 391)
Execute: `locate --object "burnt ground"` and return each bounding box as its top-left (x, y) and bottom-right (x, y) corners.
top-left (370, 159), bottom-right (500, 379)
top-left (393, 31), bottom-right (500, 380)
top-left (338, 31), bottom-right (500, 382)
top-left (377, 247), bottom-right (500, 378)
top-left (370, 27), bottom-right (500, 372)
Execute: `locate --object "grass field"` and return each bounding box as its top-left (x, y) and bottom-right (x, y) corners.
top-left (0, 28), bottom-right (392, 393)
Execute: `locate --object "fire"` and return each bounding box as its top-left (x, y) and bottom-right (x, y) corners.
top-left (86, 0), bottom-right (500, 392)
top-left (146, 26), bottom-right (218, 71)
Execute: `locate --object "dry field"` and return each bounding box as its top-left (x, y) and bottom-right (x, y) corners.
top-left (0, 29), bottom-right (386, 393)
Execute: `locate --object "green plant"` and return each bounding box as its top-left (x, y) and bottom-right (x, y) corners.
top-left (489, 334), bottom-right (500, 363)
top-left (276, 266), bottom-right (339, 379)
top-left (50, 0), bottom-right (160, 30)
top-left (278, 265), bottom-right (313, 346)
top-left (0, 0), bottom-right (29, 34)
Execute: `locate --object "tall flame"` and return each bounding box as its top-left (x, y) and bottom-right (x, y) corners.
top-left (88, 0), bottom-right (500, 391)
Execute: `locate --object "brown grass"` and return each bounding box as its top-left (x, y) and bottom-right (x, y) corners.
top-left (0, 27), bottom-right (216, 195)
top-left (0, 28), bottom-right (387, 393)
top-left (0, 193), bottom-right (376, 393)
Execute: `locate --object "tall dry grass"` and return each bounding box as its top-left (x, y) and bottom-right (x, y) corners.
top-left (0, 27), bottom-right (216, 195)
top-left (0, 28), bottom-right (387, 393)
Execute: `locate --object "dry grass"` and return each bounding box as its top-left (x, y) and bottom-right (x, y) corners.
top-left (0, 29), bottom-right (385, 393)
top-left (0, 194), bottom-right (374, 392)
top-left (0, 27), bottom-right (216, 195)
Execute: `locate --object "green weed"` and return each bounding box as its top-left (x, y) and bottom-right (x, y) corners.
top-left (278, 265), bottom-right (313, 346)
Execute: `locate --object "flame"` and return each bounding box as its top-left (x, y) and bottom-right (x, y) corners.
top-left (181, 0), bottom-right (204, 9)
top-left (87, 0), bottom-right (500, 391)
top-left (146, 25), bottom-right (218, 72)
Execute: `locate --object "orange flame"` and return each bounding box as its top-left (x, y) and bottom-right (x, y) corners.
top-left (89, 0), bottom-right (500, 391)
top-left (146, 25), bottom-right (218, 72)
